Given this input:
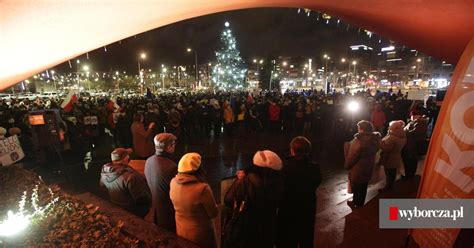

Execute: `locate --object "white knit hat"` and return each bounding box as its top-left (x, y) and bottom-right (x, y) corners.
top-left (253, 150), bottom-right (282, 171)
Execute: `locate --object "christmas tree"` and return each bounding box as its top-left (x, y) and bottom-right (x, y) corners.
top-left (212, 22), bottom-right (247, 89)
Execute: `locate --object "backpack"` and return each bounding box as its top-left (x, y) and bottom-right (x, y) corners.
top-left (222, 178), bottom-right (251, 248)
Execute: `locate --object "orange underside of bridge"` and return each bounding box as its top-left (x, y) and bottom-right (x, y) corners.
top-left (0, 0), bottom-right (473, 90)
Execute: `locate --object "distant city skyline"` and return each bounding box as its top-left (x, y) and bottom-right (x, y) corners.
top-left (52, 8), bottom-right (394, 74)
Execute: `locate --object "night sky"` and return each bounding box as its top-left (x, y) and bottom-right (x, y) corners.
top-left (54, 8), bottom-right (390, 74)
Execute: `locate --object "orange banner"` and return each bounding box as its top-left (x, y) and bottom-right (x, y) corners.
top-left (412, 39), bottom-right (474, 247)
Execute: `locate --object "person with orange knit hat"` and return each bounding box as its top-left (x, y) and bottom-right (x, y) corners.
top-left (170, 152), bottom-right (218, 248)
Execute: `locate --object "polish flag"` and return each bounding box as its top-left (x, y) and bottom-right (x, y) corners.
top-left (61, 91), bottom-right (78, 112)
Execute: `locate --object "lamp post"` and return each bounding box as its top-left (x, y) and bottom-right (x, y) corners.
top-left (253, 58), bottom-right (264, 88)
top-left (115, 71), bottom-right (120, 92)
top-left (340, 58), bottom-right (347, 88)
top-left (83, 65), bottom-right (90, 91)
top-left (187, 48), bottom-right (198, 88)
top-left (416, 57), bottom-right (423, 79)
top-left (138, 52), bottom-right (146, 91)
top-left (162, 67), bottom-right (167, 90)
top-left (352, 60), bottom-right (357, 84)
top-left (323, 54), bottom-right (330, 93)
top-left (76, 59), bottom-right (81, 91)
top-left (51, 70), bottom-right (57, 91)
top-left (206, 63), bottom-right (212, 87)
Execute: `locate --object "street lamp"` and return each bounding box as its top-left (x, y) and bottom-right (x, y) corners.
top-left (161, 67), bottom-right (167, 90)
top-left (352, 61), bottom-right (357, 83)
top-left (51, 70), bottom-right (57, 91)
top-left (340, 58), bottom-right (348, 87)
top-left (416, 58), bottom-right (423, 79)
top-left (82, 65), bottom-right (90, 91)
top-left (186, 48), bottom-right (198, 88)
top-left (138, 52), bottom-right (147, 88)
top-left (323, 55), bottom-right (330, 93)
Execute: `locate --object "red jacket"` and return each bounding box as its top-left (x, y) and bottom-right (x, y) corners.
top-left (269, 104), bottom-right (281, 121)
top-left (371, 110), bottom-right (386, 128)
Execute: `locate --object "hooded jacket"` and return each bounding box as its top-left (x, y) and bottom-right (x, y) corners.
top-left (344, 132), bottom-right (381, 183)
top-left (380, 127), bottom-right (407, 169)
top-left (99, 162), bottom-right (151, 217)
top-left (170, 173), bottom-right (218, 248)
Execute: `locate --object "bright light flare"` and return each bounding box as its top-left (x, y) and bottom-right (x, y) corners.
top-left (0, 211), bottom-right (30, 237)
top-left (347, 101), bottom-right (360, 112)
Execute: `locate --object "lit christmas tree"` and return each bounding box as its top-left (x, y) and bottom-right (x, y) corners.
top-left (212, 22), bottom-right (247, 89)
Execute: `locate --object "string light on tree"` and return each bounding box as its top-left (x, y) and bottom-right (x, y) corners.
top-left (211, 21), bottom-right (247, 89)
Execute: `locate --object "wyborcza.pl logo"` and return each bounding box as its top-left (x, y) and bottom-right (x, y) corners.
top-left (388, 206), bottom-right (463, 221)
top-left (379, 199), bottom-right (473, 228)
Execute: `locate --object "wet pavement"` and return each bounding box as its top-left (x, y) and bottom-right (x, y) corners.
top-left (23, 128), bottom-right (425, 247)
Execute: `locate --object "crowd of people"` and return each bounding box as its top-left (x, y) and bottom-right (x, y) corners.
top-left (100, 134), bottom-right (321, 248)
top-left (99, 108), bottom-right (429, 247)
top-left (0, 88), bottom-right (438, 158)
top-left (0, 88), bottom-right (436, 247)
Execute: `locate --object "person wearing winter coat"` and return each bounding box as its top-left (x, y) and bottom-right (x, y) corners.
top-left (345, 120), bottom-right (381, 208)
top-left (100, 148), bottom-right (151, 218)
top-left (371, 104), bottom-right (387, 134)
top-left (144, 133), bottom-right (178, 232)
top-left (379, 120), bottom-right (407, 190)
top-left (277, 137), bottom-right (322, 248)
top-left (223, 101), bottom-right (235, 137)
top-left (224, 150), bottom-right (284, 248)
top-left (170, 153), bottom-right (218, 248)
top-left (269, 100), bottom-right (281, 133)
top-left (131, 113), bottom-right (155, 159)
top-left (402, 111), bottom-right (428, 178)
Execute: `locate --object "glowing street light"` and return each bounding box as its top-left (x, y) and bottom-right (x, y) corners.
top-left (282, 61), bottom-right (288, 66)
top-left (186, 47), bottom-right (198, 88)
top-left (51, 70), bottom-right (57, 91)
top-left (137, 52), bottom-right (147, 88)
top-left (82, 65), bottom-right (89, 71)
top-left (341, 58), bottom-right (346, 63)
top-left (417, 58), bottom-right (422, 62)
top-left (161, 67), bottom-right (168, 90)
top-left (253, 59), bottom-right (257, 63)
top-left (259, 59), bottom-right (264, 64)
top-left (347, 101), bottom-right (360, 112)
